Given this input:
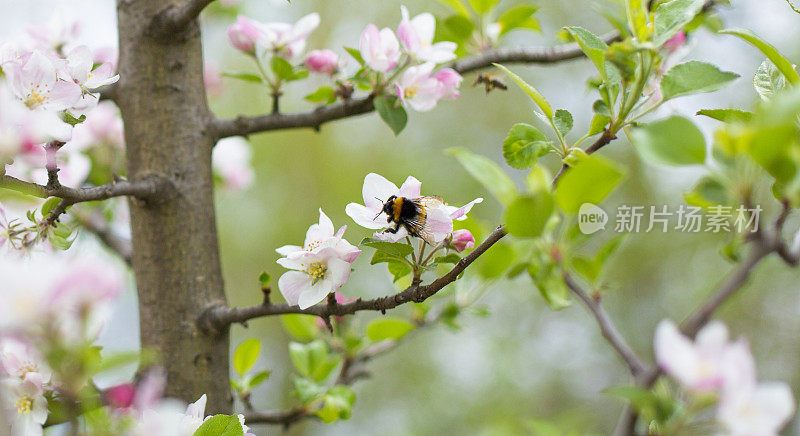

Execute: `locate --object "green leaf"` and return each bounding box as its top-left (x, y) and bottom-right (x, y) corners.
top-left (604, 385), bottom-right (675, 422)
top-left (626, 0), bottom-right (651, 40)
top-left (435, 0), bottom-right (472, 16)
top-left (498, 5), bottom-right (539, 36)
top-left (41, 197), bottom-right (61, 216)
top-left (366, 318), bottom-right (416, 341)
top-left (434, 253), bottom-right (461, 264)
top-left (502, 123), bottom-right (551, 169)
top-left (555, 155), bottom-right (624, 213)
top-left (193, 415), bottom-right (244, 436)
top-left (493, 64), bottom-right (553, 119)
top-left (448, 147), bottom-right (517, 205)
top-left (630, 116), bottom-right (706, 165)
top-left (289, 342), bottom-right (312, 376)
top-left (589, 113), bottom-right (611, 135)
top-left (526, 165), bottom-right (552, 193)
top-left (233, 338), bottom-right (261, 376)
top-left (564, 27), bottom-right (609, 78)
top-left (720, 29), bottom-right (800, 84)
top-left (361, 238), bottom-right (413, 257)
top-left (248, 370), bottom-right (271, 389)
top-left (316, 386), bottom-right (356, 423)
top-left (468, 0), bottom-right (500, 14)
top-left (61, 112), bottom-right (86, 126)
top-left (696, 108), bottom-right (754, 123)
top-left (553, 109), bottom-right (574, 137)
top-left (684, 176), bottom-right (730, 208)
top-left (258, 272), bottom-right (270, 287)
top-left (343, 47), bottom-right (365, 66)
top-left (293, 376), bottom-right (326, 404)
top-left (281, 314), bottom-right (319, 342)
top-left (387, 261), bottom-right (412, 283)
top-left (753, 59), bottom-right (788, 101)
top-left (374, 95), bottom-right (408, 136)
top-left (220, 72), bottom-right (263, 83)
top-left (653, 0), bottom-right (706, 46)
top-left (305, 86), bottom-right (337, 104)
top-left (270, 56), bottom-right (295, 80)
top-left (661, 61), bottom-right (739, 101)
top-left (504, 193), bottom-right (554, 238)
top-left (370, 250), bottom-right (407, 265)
top-left (440, 15), bottom-right (474, 42)
top-left (528, 263), bottom-right (571, 310)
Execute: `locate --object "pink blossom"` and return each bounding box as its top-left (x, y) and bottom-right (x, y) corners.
top-left (305, 49), bottom-right (339, 75)
top-left (449, 229), bottom-right (475, 252)
top-left (105, 383), bottom-right (137, 409)
top-left (359, 25), bottom-right (401, 73)
top-left (0, 85), bottom-right (72, 163)
top-left (26, 8), bottom-right (81, 51)
top-left (63, 45), bottom-right (119, 90)
top-left (259, 13), bottom-right (320, 59)
top-left (662, 31), bottom-right (687, 52)
top-left (212, 137), bottom-right (254, 191)
top-left (654, 319), bottom-right (732, 392)
top-left (4, 50), bottom-right (82, 111)
top-left (276, 208), bottom-right (361, 263)
top-left (397, 6), bottom-right (456, 63)
top-left (1, 372), bottom-right (48, 434)
top-left (227, 16), bottom-right (263, 54)
top-left (0, 337), bottom-right (51, 383)
top-left (396, 63), bottom-right (443, 112)
top-left (345, 173), bottom-right (481, 244)
top-left (67, 101), bottom-right (125, 151)
top-left (278, 248), bottom-right (354, 309)
top-left (434, 68), bottom-right (462, 99)
top-left (92, 46), bottom-right (118, 70)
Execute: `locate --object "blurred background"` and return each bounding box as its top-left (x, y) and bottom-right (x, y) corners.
top-left (3, 0), bottom-right (800, 434)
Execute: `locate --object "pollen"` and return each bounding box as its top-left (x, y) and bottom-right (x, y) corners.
top-left (18, 361), bottom-right (39, 376)
top-left (304, 241), bottom-right (320, 251)
top-left (306, 262), bottom-right (327, 284)
top-left (15, 397), bottom-right (32, 415)
top-left (25, 90), bottom-right (45, 108)
top-left (404, 86), bottom-right (419, 99)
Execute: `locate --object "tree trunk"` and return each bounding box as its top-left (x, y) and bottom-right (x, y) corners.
top-left (115, 0), bottom-right (231, 414)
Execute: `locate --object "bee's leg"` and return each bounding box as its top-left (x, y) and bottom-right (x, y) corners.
top-left (384, 222), bottom-right (402, 234)
top-left (403, 223), bottom-right (418, 238)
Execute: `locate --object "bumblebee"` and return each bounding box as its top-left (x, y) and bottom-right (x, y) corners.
top-left (473, 73), bottom-right (508, 94)
top-left (380, 195), bottom-right (444, 244)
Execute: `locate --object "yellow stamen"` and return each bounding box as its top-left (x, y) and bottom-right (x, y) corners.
top-left (306, 262), bottom-right (327, 284)
top-left (15, 397), bottom-right (32, 415)
top-left (404, 86), bottom-right (419, 99)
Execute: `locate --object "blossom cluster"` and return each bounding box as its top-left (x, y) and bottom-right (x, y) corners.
top-left (226, 6), bottom-right (463, 112)
top-left (275, 173), bottom-right (480, 308)
top-left (655, 319), bottom-right (795, 434)
top-left (0, 253), bottom-right (123, 435)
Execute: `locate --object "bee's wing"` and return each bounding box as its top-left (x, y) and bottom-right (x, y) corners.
top-left (410, 196), bottom-right (449, 245)
top-left (416, 196), bottom-right (444, 209)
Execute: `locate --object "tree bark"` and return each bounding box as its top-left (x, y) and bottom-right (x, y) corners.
top-left (116, 0), bottom-right (230, 414)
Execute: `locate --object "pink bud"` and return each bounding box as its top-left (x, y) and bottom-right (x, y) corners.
top-left (227, 16), bottom-right (262, 54)
top-left (305, 49), bottom-right (339, 75)
top-left (434, 68), bottom-right (462, 100)
top-left (662, 31), bottom-right (686, 52)
top-left (450, 229), bottom-right (475, 252)
top-left (105, 383), bottom-right (136, 409)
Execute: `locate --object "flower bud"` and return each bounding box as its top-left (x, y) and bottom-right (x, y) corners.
top-left (305, 49), bottom-right (339, 75)
top-left (227, 16), bottom-right (262, 54)
top-left (662, 31), bottom-right (686, 52)
top-left (434, 68), bottom-right (462, 99)
top-left (450, 229), bottom-right (475, 252)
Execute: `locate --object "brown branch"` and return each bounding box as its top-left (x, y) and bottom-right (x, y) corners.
top-left (613, 224), bottom-right (790, 435)
top-left (73, 210), bottom-right (133, 265)
top-left (245, 303), bottom-right (441, 428)
top-left (564, 274), bottom-right (649, 377)
top-left (151, 0), bottom-right (215, 36)
top-left (212, 32), bottom-right (621, 139)
top-left (552, 129), bottom-right (617, 187)
top-left (0, 174), bottom-right (168, 204)
top-left (200, 226), bottom-right (507, 333)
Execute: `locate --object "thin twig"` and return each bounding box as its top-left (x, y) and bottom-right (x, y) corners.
top-left (212, 33), bottom-right (621, 139)
top-left (200, 227), bottom-right (507, 333)
top-left (0, 174), bottom-right (168, 204)
top-left (552, 129), bottom-right (617, 187)
top-left (564, 274), bottom-right (649, 377)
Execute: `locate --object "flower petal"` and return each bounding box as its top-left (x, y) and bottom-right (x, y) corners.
top-left (397, 176), bottom-right (421, 198)
top-left (448, 197), bottom-right (483, 220)
top-left (278, 271), bottom-right (310, 306)
top-left (276, 245), bottom-right (302, 257)
top-left (345, 202), bottom-right (386, 230)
